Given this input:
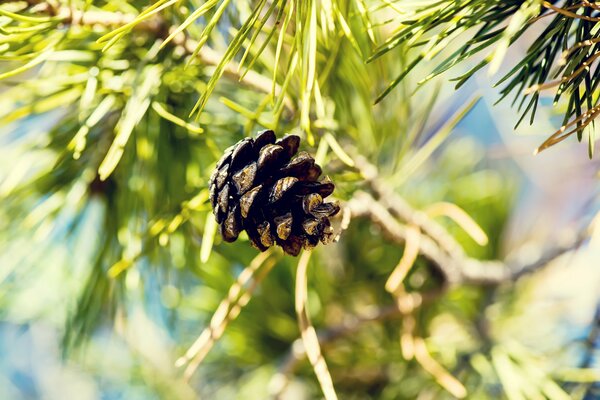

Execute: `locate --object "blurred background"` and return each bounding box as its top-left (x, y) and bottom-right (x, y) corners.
top-left (1, 1), bottom-right (600, 399)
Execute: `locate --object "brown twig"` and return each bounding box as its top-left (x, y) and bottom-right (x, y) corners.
top-left (350, 154), bottom-right (589, 285)
top-left (348, 190), bottom-right (587, 285)
top-left (270, 186), bottom-right (585, 397)
top-left (355, 154), bottom-right (467, 260)
top-left (347, 191), bottom-right (503, 284)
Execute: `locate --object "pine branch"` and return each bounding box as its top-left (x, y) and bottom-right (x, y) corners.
top-left (3, 2), bottom-right (291, 107)
top-left (348, 191), bottom-right (588, 285)
top-left (347, 191), bottom-right (508, 285)
top-left (348, 155), bottom-right (589, 285)
top-left (371, 0), bottom-right (600, 156)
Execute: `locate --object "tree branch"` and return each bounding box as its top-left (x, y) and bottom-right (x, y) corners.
top-left (347, 191), bottom-right (509, 284)
top-left (348, 155), bottom-right (589, 285)
top-left (348, 191), bottom-right (588, 285)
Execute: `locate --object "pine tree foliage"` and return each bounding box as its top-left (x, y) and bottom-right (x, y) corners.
top-left (370, 0), bottom-right (600, 156)
top-left (0, 0), bottom-right (598, 399)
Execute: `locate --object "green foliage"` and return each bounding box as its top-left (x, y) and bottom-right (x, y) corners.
top-left (369, 0), bottom-right (600, 156)
top-left (0, 0), bottom-right (597, 399)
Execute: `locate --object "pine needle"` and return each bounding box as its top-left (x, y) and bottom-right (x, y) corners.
top-left (425, 202), bottom-right (489, 246)
top-left (98, 65), bottom-right (162, 181)
top-left (200, 214), bottom-right (217, 263)
top-left (175, 250), bottom-right (275, 376)
top-left (385, 225), bottom-right (420, 294)
top-left (295, 250), bottom-right (338, 400)
top-left (414, 337), bottom-right (468, 399)
top-left (324, 133), bottom-right (355, 167)
top-left (151, 102), bottom-right (204, 134)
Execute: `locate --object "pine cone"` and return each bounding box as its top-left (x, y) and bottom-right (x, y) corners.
top-left (209, 130), bottom-right (340, 256)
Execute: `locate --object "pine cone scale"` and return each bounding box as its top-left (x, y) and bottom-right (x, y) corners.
top-left (231, 162), bottom-right (257, 194)
top-left (222, 205), bottom-right (241, 242)
top-left (269, 177), bottom-right (298, 203)
top-left (230, 138), bottom-right (254, 170)
top-left (279, 152), bottom-right (322, 181)
top-left (257, 222), bottom-right (274, 247)
top-left (276, 135), bottom-right (300, 158)
top-left (274, 213), bottom-right (293, 240)
top-left (303, 193), bottom-right (322, 213)
top-left (302, 219), bottom-right (319, 235)
top-left (258, 144), bottom-right (286, 171)
top-left (239, 185), bottom-right (262, 218)
top-left (254, 129), bottom-right (276, 149)
top-left (215, 184), bottom-right (230, 222)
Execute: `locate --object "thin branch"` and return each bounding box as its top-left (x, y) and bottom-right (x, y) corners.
top-left (347, 191), bottom-right (499, 284)
top-left (542, 1), bottom-right (600, 22)
top-left (348, 191), bottom-right (587, 285)
top-left (350, 155), bottom-right (589, 285)
top-left (510, 236), bottom-right (587, 280)
top-left (354, 154), bottom-right (467, 260)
